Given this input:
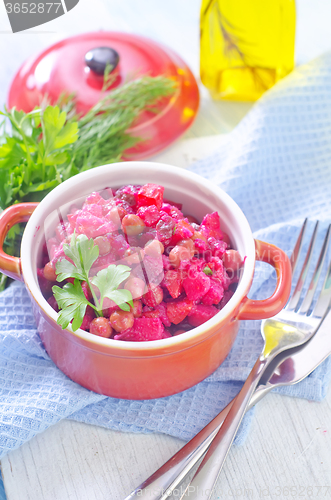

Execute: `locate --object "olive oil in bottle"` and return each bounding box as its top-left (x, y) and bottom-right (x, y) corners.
top-left (200, 0), bottom-right (296, 101)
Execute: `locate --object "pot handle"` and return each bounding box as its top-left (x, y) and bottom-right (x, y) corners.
top-left (237, 239), bottom-right (292, 320)
top-left (0, 203), bottom-right (39, 282)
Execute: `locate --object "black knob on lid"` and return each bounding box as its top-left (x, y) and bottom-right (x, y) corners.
top-left (85, 47), bottom-right (120, 75)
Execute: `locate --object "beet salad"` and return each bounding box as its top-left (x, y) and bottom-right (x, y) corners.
top-left (38, 183), bottom-right (243, 341)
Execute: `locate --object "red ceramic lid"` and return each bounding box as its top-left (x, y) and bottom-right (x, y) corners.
top-left (7, 31), bottom-right (199, 159)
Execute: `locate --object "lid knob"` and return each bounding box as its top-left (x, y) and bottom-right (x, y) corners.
top-left (85, 47), bottom-right (120, 75)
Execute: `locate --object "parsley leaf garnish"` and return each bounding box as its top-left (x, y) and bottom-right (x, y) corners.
top-left (91, 265), bottom-right (133, 311)
top-left (56, 233), bottom-right (99, 282)
top-left (53, 233), bottom-right (134, 331)
top-left (53, 279), bottom-right (91, 331)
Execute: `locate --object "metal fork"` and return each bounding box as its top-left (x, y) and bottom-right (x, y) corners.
top-left (124, 304), bottom-right (331, 500)
top-left (177, 220), bottom-right (331, 499)
top-left (124, 220), bottom-right (331, 500)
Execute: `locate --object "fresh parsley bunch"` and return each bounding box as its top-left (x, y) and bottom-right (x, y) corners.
top-left (0, 105), bottom-right (78, 208)
top-left (52, 233), bottom-right (133, 332)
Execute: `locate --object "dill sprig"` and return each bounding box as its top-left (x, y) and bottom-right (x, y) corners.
top-left (73, 75), bottom-right (177, 170)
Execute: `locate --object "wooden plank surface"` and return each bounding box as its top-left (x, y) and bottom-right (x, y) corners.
top-left (2, 388), bottom-right (331, 499)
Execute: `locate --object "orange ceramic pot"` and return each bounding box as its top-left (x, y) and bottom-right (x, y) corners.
top-left (0, 163), bottom-right (291, 399)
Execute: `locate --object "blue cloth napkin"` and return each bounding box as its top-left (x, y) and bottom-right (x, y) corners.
top-left (2, 52), bottom-right (331, 498)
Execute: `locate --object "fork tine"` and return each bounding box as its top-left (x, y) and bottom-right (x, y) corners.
top-left (286, 220), bottom-right (319, 311)
top-left (298, 224), bottom-right (331, 315)
top-left (290, 218), bottom-right (308, 274)
top-left (311, 250), bottom-right (331, 319)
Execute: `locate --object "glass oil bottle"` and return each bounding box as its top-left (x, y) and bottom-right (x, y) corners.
top-left (200, 0), bottom-right (296, 101)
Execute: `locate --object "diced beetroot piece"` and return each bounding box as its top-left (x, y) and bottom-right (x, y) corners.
top-left (103, 207), bottom-right (123, 228)
top-left (114, 198), bottom-right (134, 214)
top-left (115, 184), bottom-right (140, 207)
top-left (114, 317), bottom-right (164, 341)
top-left (92, 252), bottom-right (116, 272)
top-left (162, 254), bottom-right (171, 271)
top-left (208, 257), bottom-right (231, 290)
top-left (156, 214), bottom-right (176, 243)
top-left (194, 238), bottom-right (209, 255)
top-left (166, 298), bottom-right (193, 325)
top-left (67, 211), bottom-right (80, 229)
top-left (137, 184), bottom-right (164, 211)
top-left (83, 204), bottom-right (104, 218)
top-left (84, 192), bottom-right (106, 206)
top-left (138, 229), bottom-right (158, 246)
top-left (80, 307), bottom-right (96, 331)
top-left (55, 221), bottom-right (72, 242)
top-left (142, 308), bottom-right (159, 320)
top-left (107, 233), bottom-right (130, 257)
top-left (163, 269), bottom-right (183, 298)
top-left (51, 242), bottom-right (66, 266)
top-left (188, 304), bottom-right (218, 327)
top-left (136, 205), bottom-right (161, 227)
top-left (133, 255), bottom-right (164, 285)
top-left (142, 285), bottom-right (163, 308)
top-left (156, 302), bottom-right (171, 327)
top-left (102, 198), bottom-right (115, 212)
top-left (200, 212), bottom-right (223, 239)
top-left (162, 329), bottom-right (172, 339)
top-left (201, 279), bottom-right (224, 306)
top-left (208, 237), bottom-right (228, 258)
top-left (208, 256), bottom-right (224, 272)
top-left (170, 219), bottom-right (194, 246)
top-left (75, 212), bottom-right (115, 238)
top-left (47, 295), bottom-right (59, 312)
top-left (143, 302), bottom-right (171, 327)
top-left (160, 203), bottom-right (184, 221)
top-left (184, 257), bottom-right (206, 272)
top-left (81, 281), bottom-right (93, 301)
top-left (182, 272), bottom-right (211, 302)
top-left (201, 211), bottom-right (221, 231)
top-left (163, 198), bottom-right (183, 210)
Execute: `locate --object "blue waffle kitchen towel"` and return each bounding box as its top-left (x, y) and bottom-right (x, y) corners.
top-left (2, 52), bottom-right (331, 497)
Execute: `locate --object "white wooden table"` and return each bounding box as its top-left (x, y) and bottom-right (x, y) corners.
top-left (1, 1), bottom-right (331, 499)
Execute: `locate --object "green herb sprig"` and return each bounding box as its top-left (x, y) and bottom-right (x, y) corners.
top-left (52, 233), bottom-right (133, 332)
top-left (0, 105), bottom-right (78, 207)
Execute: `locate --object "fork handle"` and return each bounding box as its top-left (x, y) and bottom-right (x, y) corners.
top-left (179, 357), bottom-right (267, 499)
top-left (124, 384), bottom-right (272, 500)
